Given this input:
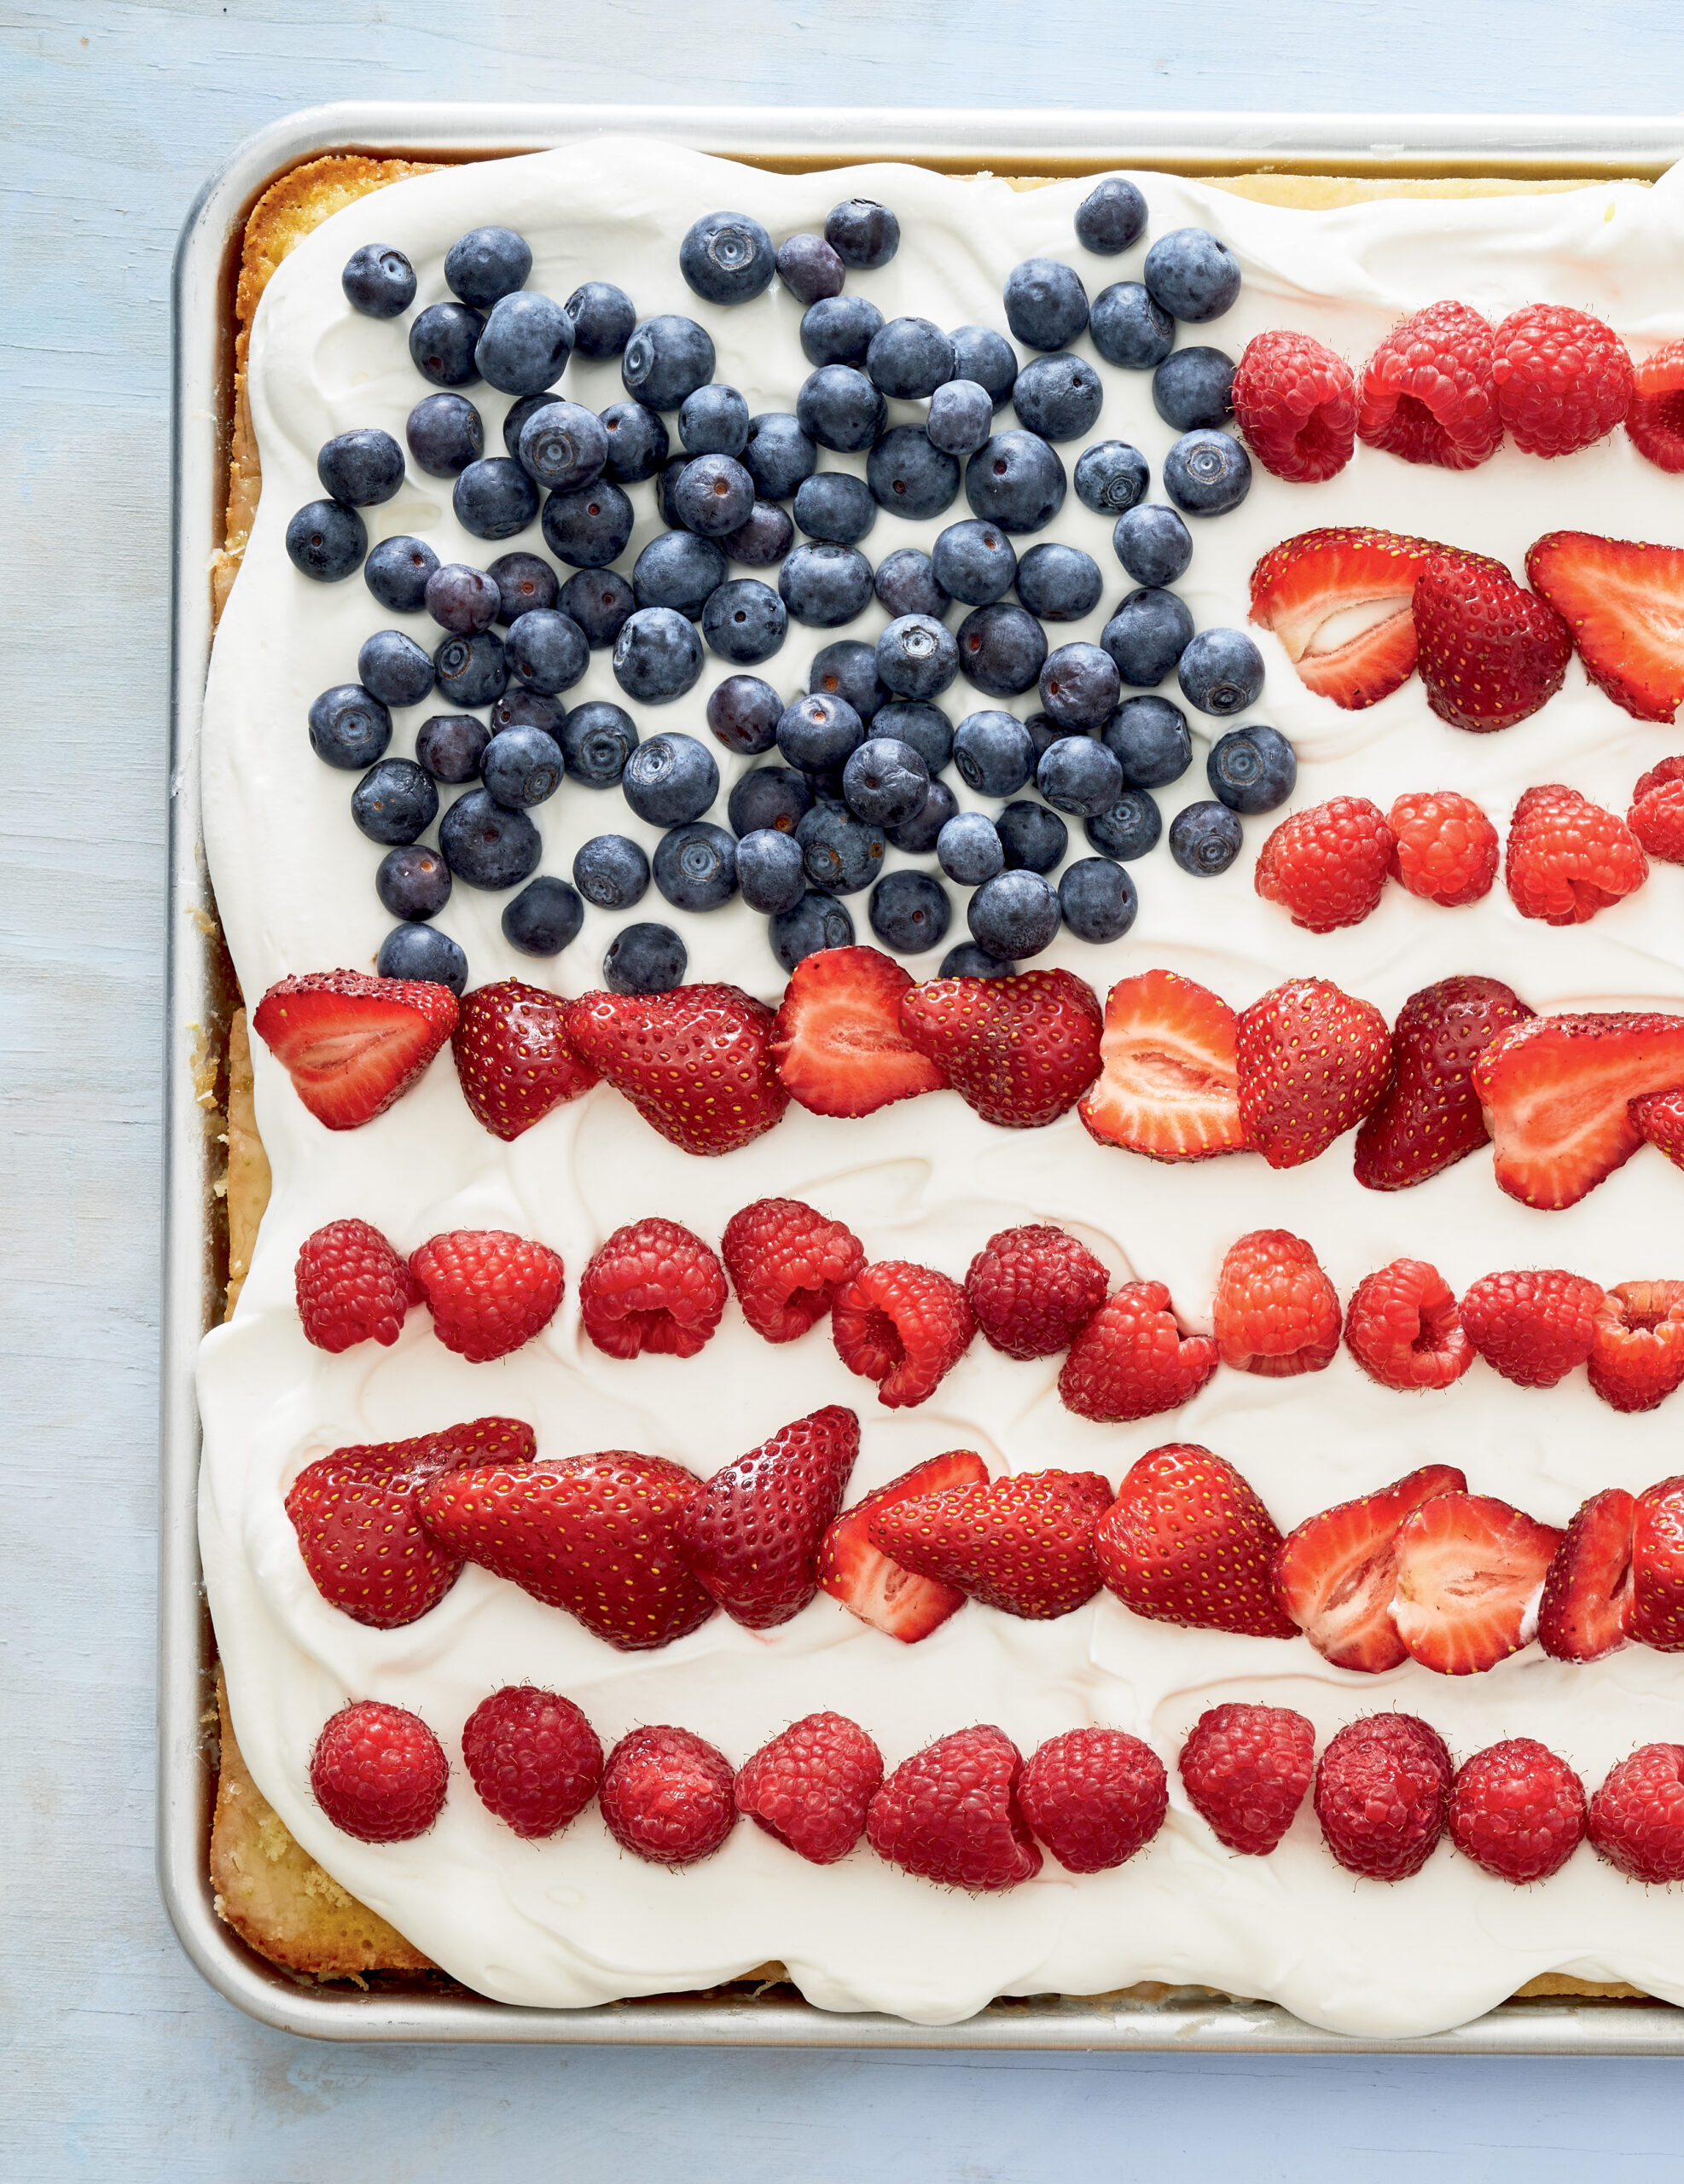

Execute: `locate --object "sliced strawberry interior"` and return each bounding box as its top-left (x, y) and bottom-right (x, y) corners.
top-left (1390, 1492), bottom-right (1564, 1675)
top-left (1537, 1488), bottom-right (1635, 1661)
top-left (770, 944), bottom-right (947, 1118)
top-left (1272, 1464), bottom-right (1467, 1672)
top-left (1527, 530), bottom-right (1684, 724)
top-left (1079, 967), bottom-right (1247, 1160)
top-left (818, 1449), bottom-right (987, 1641)
top-left (1250, 528), bottom-right (1444, 711)
top-left (1478, 1013), bottom-right (1684, 1210)
top-left (252, 976), bottom-right (456, 1130)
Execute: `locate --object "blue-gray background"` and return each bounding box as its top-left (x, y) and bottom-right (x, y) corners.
top-left (6, 3), bottom-right (1681, 2173)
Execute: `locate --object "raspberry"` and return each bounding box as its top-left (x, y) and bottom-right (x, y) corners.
top-left (1447, 1738), bottom-right (1587, 1883)
top-left (1491, 304), bottom-right (1633, 456)
top-left (865, 1725), bottom-right (1042, 1891)
top-left (1629, 779), bottom-right (1684, 863)
top-left (1588, 1744), bottom-right (1684, 1882)
top-left (1019, 1727), bottom-right (1168, 1873)
top-left (964, 1223), bottom-right (1109, 1361)
top-left (1588, 1281), bottom-right (1684, 1413)
top-left (1504, 783), bottom-right (1649, 926)
top-left (1057, 1280), bottom-right (1217, 1422)
top-left (578, 1217), bottom-right (727, 1360)
top-left (461, 1686), bottom-right (603, 1840)
top-left (1213, 1229), bottom-right (1341, 1378)
top-left (310, 1699), bottom-right (449, 1844)
top-left (735, 1711), bottom-right (884, 1865)
top-left (1633, 754), bottom-right (1684, 803)
top-left (719, 1197), bottom-right (864, 1344)
top-left (1177, 1702), bottom-right (1315, 1856)
top-left (294, 1217), bottom-right (419, 1353)
top-left (1253, 796), bottom-right (1394, 933)
top-left (1460, 1268), bottom-right (1607, 1389)
top-left (831, 1260), bottom-right (976, 1409)
top-left (1314, 1715), bottom-right (1450, 1880)
top-left (1386, 789), bottom-right (1499, 906)
top-left (1343, 1258), bottom-right (1473, 1392)
top-left (1356, 299), bottom-right (1502, 470)
top-left (598, 1725), bottom-right (737, 1867)
top-left (1230, 328), bottom-right (1357, 483)
top-left (1625, 338), bottom-right (1684, 473)
top-left (409, 1228), bottom-right (565, 1363)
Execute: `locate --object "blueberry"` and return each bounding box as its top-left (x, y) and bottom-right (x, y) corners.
top-left (1170, 799), bottom-right (1244, 875)
top-left (776, 232), bottom-right (845, 305)
top-left (562, 700), bottom-right (640, 787)
top-left (680, 208), bottom-right (775, 305)
top-left (1103, 694), bottom-right (1193, 787)
top-left (740, 412), bottom-right (816, 500)
top-left (953, 709), bottom-right (1035, 797)
top-left (426, 561), bottom-right (501, 634)
top-left (932, 518), bottom-right (1017, 608)
top-left (1059, 856), bottom-right (1137, 943)
top-left (1022, 711), bottom-right (1066, 763)
top-left (797, 799), bottom-right (886, 894)
top-left (1039, 642), bottom-right (1120, 732)
top-left (949, 325), bottom-right (1020, 408)
top-left (875, 547), bottom-right (949, 621)
top-left (1074, 439), bottom-right (1150, 516)
top-left (955, 603), bottom-right (1048, 698)
top-left (679, 383), bottom-right (751, 456)
top-left (433, 629), bottom-right (508, 708)
top-left (707, 674), bottom-right (782, 755)
top-left (621, 315), bottom-right (716, 410)
top-left (516, 399), bottom-right (608, 491)
top-left (1207, 724), bottom-right (1298, 815)
top-left (598, 401), bottom-right (671, 484)
top-left (409, 302), bottom-right (485, 388)
top-left (613, 609), bottom-right (704, 706)
top-left (605, 921), bottom-right (688, 994)
top-left (874, 700), bottom-right (953, 775)
top-left (1012, 354), bottom-right (1103, 442)
top-left (723, 501), bottom-right (795, 566)
top-left (501, 389), bottom-right (563, 462)
top-left (491, 551), bottom-right (560, 625)
top-left (317, 428), bottom-right (405, 507)
top-left (867, 620), bottom-right (949, 710)
top-left (926, 379), bottom-right (994, 457)
top-left (795, 470), bottom-right (876, 545)
top-left (309, 683), bottom-right (391, 770)
top-left (622, 730), bottom-right (717, 824)
top-left (825, 198), bottom-right (899, 269)
top-left (1089, 282), bottom-right (1174, 371)
top-left (1177, 627), bottom-right (1265, 717)
top-left (799, 294), bottom-right (886, 369)
top-left (866, 317), bottom-right (956, 399)
top-left (842, 736), bottom-right (930, 826)
top-left (969, 868), bottom-right (1060, 958)
top-left (1086, 789), bottom-right (1162, 860)
top-left (1144, 228), bottom-right (1241, 322)
top-left (1113, 502), bottom-right (1193, 589)
top-left (675, 453), bottom-right (758, 538)
top-left (351, 757), bottom-right (438, 845)
top-left (482, 724), bottom-right (564, 808)
top-left (702, 577), bottom-right (787, 665)
top-left (729, 766), bottom-right (813, 838)
top-left (1016, 542), bottom-right (1102, 622)
top-left (357, 629), bottom-right (435, 709)
top-left (1002, 258), bottom-right (1089, 351)
top-left (439, 787), bottom-right (542, 889)
top-left (540, 479), bottom-right (635, 568)
top-left (867, 427), bottom-right (960, 520)
top-left (1101, 589), bottom-right (1195, 687)
top-left (454, 457), bottom-right (539, 540)
top-left (502, 876), bottom-right (584, 957)
top-left (809, 637), bottom-right (886, 721)
top-left (342, 243), bottom-right (415, 318)
top-left (1037, 734), bottom-right (1127, 817)
top-left (1153, 346), bottom-right (1236, 432)
top-left (886, 775), bottom-right (958, 854)
top-left (1163, 428), bottom-right (1251, 516)
top-left (376, 922), bottom-right (467, 995)
top-left (364, 534), bottom-right (439, 613)
top-left (938, 810), bottom-right (1005, 886)
top-left (416, 713), bottom-right (490, 783)
top-left (777, 691), bottom-right (863, 772)
top-left (629, 530), bottom-right (723, 623)
top-left (563, 281), bottom-right (636, 359)
top-left (1075, 177), bottom-right (1148, 256)
top-left (491, 688), bottom-right (566, 736)
top-left (476, 292), bottom-right (573, 398)
top-left (868, 868), bottom-right (951, 956)
top-left (286, 499), bottom-right (365, 582)
top-left (735, 827), bottom-right (808, 915)
top-left (770, 892), bottom-right (856, 973)
top-left (797, 365), bottom-right (886, 454)
top-left (572, 832), bottom-right (650, 909)
top-left (940, 940), bottom-right (1017, 979)
top-left (998, 799), bottom-right (1071, 874)
top-left (780, 543), bottom-right (874, 628)
top-left (376, 842), bottom-right (452, 921)
top-left (653, 820), bottom-right (739, 911)
top-left (445, 225), bottom-right (531, 309)
top-left (964, 431), bottom-right (1066, 533)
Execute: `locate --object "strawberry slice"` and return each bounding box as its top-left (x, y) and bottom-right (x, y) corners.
top-left (1413, 552), bottom-right (1571, 733)
top-left (769, 945), bottom-right (946, 1118)
top-left (451, 979), bottom-right (597, 1141)
top-left (899, 967), bottom-right (1102, 1129)
top-left (1474, 1010), bottom-right (1684, 1210)
top-left (1248, 526), bottom-right (1447, 710)
top-left (817, 1449), bottom-right (989, 1641)
top-left (1354, 975), bottom-right (1533, 1192)
top-left (1390, 1492), bottom-right (1564, 1675)
top-left (1077, 967), bottom-right (1248, 1161)
top-left (677, 1405), bottom-right (859, 1629)
top-left (1537, 1488), bottom-right (1635, 1661)
top-left (252, 969), bottom-right (458, 1130)
top-left (1527, 531), bottom-right (1684, 723)
top-left (868, 1469), bottom-right (1114, 1621)
top-left (1235, 977), bottom-right (1391, 1170)
top-left (568, 983), bottom-right (788, 1155)
top-left (1095, 1443), bottom-right (1295, 1639)
top-left (1271, 1465), bottom-right (1467, 1672)
top-left (1633, 1476), bottom-right (1684, 1652)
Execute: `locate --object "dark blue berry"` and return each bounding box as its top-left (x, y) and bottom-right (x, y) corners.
top-left (938, 810), bottom-right (1005, 886)
top-left (964, 431), bottom-right (1066, 533)
top-left (563, 282), bottom-right (636, 359)
top-left (605, 921), bottom-right (687, 994)
top-left (409, 302), bottom-right (485, 387)
top-left (516, 399), bottom-right (607, 490)
top-left (476, 292), bottom-right (573, 397)
top-left (674, 453), bottom-right (756, 537)
top-left (799, 294), bottom-right (885, 369)
top-left (426, 562), bottom-right (501, 634)
top-left (777, 691), bottom-right (863, 772)
top-left (286, 499), bottom-right (365, 581)
top-left (613, 608), bottom-right (704, 706)
top-left (933, 519), bottom-right (1017, 607)
top-left (439, 787), bottom-right (542, 889)
top-left (654, 820), bottom-right (738, 910)
top-left (352, 757), bottom-right (438, 845)
top-left (1163, 428), bottom-right (1251, 516)
top-left (482, 724), bottom-right (563, 809)
top-left (502, 389), bottom-right (563, 461)
top-left (868, 869), bottom-right (951, 956)
top-left (621, 315), bottom-right (716, 410)
top-left (376, 842), bottom-right (452, 921)
top-left (1059, 856), bottom-right (1137, 942)
top-left (969, 868), bottom-right (1060, 958)
top-left (1037, 734), bottom-right (1126, 816)
top-left (502, 876), bottom-right (584, 957)
top-left (357, 629), bottom-right (435, 709)
top-left (953, 709), bottom-right (1035, 796)
top-left (317, 428), bottom-right (404, 507)
top-left (364, 534), bottom-right (438, 613)
top-left (741, 412), bottom-right (816, 500)
top-left (1206, 724), bottom-right (1298, 815)
top-left (1177, 627), bottom-right (1265, 717)
top-left (949, 325), bottom-right (1019, 407)
top-left (875, 548), bottom-right (949, 621)
top-left (811, 630), bottom-right (893, 720)
top-left (1086, 789), bottom-right (1162, 860)
top-left (446, 226), bottom-right (531, 308)
top-left (779, 543), bottom-right (874, 628)
top-left (308, 686), bottom-right (390, 770)
top-left (1153, 346), bottom-right (1235, 431)
top-left (622, 729), bottom-right (717, 823)
top-left (491, 551), bottom-right (560, 625)
top-left (729, 766), bottom-right (813, 838)
top-left (415, 713), bottom-right (489, 783)
top-left (886, 775), bottom-right (958, 854)
top-left (1169, 799), bottom-right (1244, 875)
top-left (433, 629), bottom-right (508, 708)
top-left (825, 198), bottom-right (899, 269)
top-left (926, 379), bottom-right (994, 456)
top-left (454, 457), bottom-right (538, 540)
top-left (867, 427), bottom-right (960, 520)
top-left (491, 688), bottom-right (565, 736)
top-left (1022, 711), bottom-right (1066, 762)
top-left (1003, 258), bottom-right (1089, 351)
top-left (707, 675), bottom-right (782, 755)
top-left (1113, 503), bottom-right (1193, 588)
top-left (956, 602), bottom-right (1048, 697)
top-left (842, 737), bottom-right (930, 826)
top-left (795, 470), bottom-right (876, 545)
top-left (681, 210), bottom-right (775, 305)
top-left (874, 701), bottom-right (952, 775)
top-left (632, 529), bottom-right (727, 619)
top-left (1075, 439), bottom-right (1150, 515)
top-left (559, 566), bottom-right (635, 648)
top-left (376, 923), bottom-right (467, 994)
top-left (1101, 589), bottom-right (1194, 687)
top-left (1016, 542), bottom-right (1102, 622)
top-left (342, 243), bottom-right (415, 317)
top-left (657, 456), bottom-right (694, 531)
top-left (776, 233), bottom-right (845, 305)
top-left (678, 383), bottom-right (751, 456)
top-left (1075, 177), bottom-right (1147, 256)
top-left (598, 401), bottom-right (670, 484)
top-left (797, 365), bottom-right (886, 454)
top-left (1102, 694), bottom-right (1193, 787)
top-left (797, 799), bottom-right (886, 894)
top-left (540, 479), bottom-right (635, 568)
top-left (562, 700), bottom-right (639, 787)
top-left (1012, 354), bottom-right (1103, 441)
top-left (723, 502), bottom-right (795, 566)
top-left (701, 578), bottom-right (787, 665)
top-left (736, 827), bottom-right (808, 915)
top-left (866, 317), bottom-right (955, 399)
top-left (1039, 642), bottom-right (1120, 731)
top-left (770, 892), bottom-right (855, 973)
top-left (1089, 282), bottom-right (1174, 370)
top-left (572, 833), bottom-right (650, 909)
top-left (996, 799), bottom-right (1068, 874)
top-left (875, 613), bottom-right (957, 702)
top-left (940, 940), bottom-right (1017, 979)
top-left (1144, 229), bottom-right (1241, 322)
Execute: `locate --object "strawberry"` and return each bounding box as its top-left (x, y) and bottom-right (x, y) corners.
top-left (677, 1403), bottom-right (859, 1628)
top-left (1354, 975), bottom-right (1532, 1194)
top-left (409, 1228), bottom-right (565, 1362)
top-left (1413, 552), bottom-right (1571, 732)
top-left (252, 969), bottom-right (457, 1130)
top-left (898, 967), bottom-right (1102, 1129)
top-left (1019, 1728), bottom-right (1168, 1873)
top-left (1272, 1464), bottom-right (1468, 1672)
top-left (719, 1196), bottom-right (865, 1345)
top-left (1588, 1745), bottom-right (1684, 1883)
top-left (1634, 1087), bottom-right (1684, 1170)
top-left (769, 945), bottom-right (946, 1117)
top-left (816, 1449), bottom-right (989, 1642)
top-left (1342, 1259), bottom-right (1473, 1391)
top-left (1058, 1281), bottom-right (1217, 1422)
top-left (1448, 1739), bottom-right (1588, 1883)
top-left (1633, 1476), bottom-right (1684, 1652)
top-left (417, 1450), bottom-right (717, 1650)
top-left (831, 1260), bottom-right (976, 1409)
top-left (735, 1713), bottom-right (884, 1866)
top-left (1235, 977), bottom-right (1391, 1170)
top-left (1248, 526), bottom-right (1445, 710)
top-left (1503, 783), bottom-right (1648, 925)
top-left (1527, 530), bottom-right (1684, 723)
top-left (1460, 1268), bottom-right (1607, 1387)
top-left (965, 1224), bottom-right (1110, 1361)
top-left (1493, 304), bottom-right (1632, 456)
top-left (1386, 788), bottom-right (1500, 906)
top-left (1474, 1011), bottom-right (1684, 1209)
top-left (598, 1725), bottom-right (736, 1867)
top-left (1390, 1491), bottom-right (1564, 1675)
top-left (1077, 968), bottom-right (1247, 1162)
top-left (1629, 761), bottom-right (1684, 863)
top-left (1177, 1703), bottom-right (1315, 1856)
top-left (1537, 1488), bottom-right (1635, 1662)
top-left (450, 979), bottom-right (597, 1141)
top-left (867, 1468), bottom-right (1113, 1621)
top-left (568, 983), bottom-right (789, 1154)
top-left (1213, 1228), bottom-right (1341, 1378)
top-left (1625, 338), bottom-right (1684, 473)
top-left (1230, 328), bottom-right (1356, 483)
top-left (1253, 796), bottom-right (1395, 933)
top-left (1588, 1281), bottom-right (1684, 1412)
top-left (1356, 299), bottom-right (1502, 469)
top-left (310, 1700), bottom-right (448, 1844)
top-left (1095, 1443), bottom-right (1295, 1639)
top-left (865, 1725), bottom-right (1042, 1891)
top-left (578, 1217), bottom-right (728, 1360)
top-left (461, 1687), bottom-right (603, 1840)
top-left (293, 1216), bottom-right (421, 1353)
top-left (1314, 1716), bottom-right (1449, 1881)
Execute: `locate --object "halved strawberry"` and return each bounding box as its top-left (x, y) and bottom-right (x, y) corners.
top-left (899, 968), bottom-right (1102, 1130)
top-left (677, 1405), bottom-right (859, 1629)
top-left (1078, 967), bottom-right (1248, 1161)
top-left (451, 979), bottom-right (597, 1141)
top-left (569, 983), bottom-right (788, 1155)
top-left (868, 1469), bottom-right (1114, 1621)
top-left (817, 1449), bottom-right (989, 1641)
top-left (1095, 1443), bottom-right (1296, 1639)
top-left (1633, 1087), bottom-right (1684, 1169)
top-left (1537, 1488), bottom-right (1635, 1662)
top-left (1633, 1476), bottom-right (1684, 1653)
top-left (1474, 1010), bottom-right (1684, 1210)
top-left (1354, 975), bottom-right (1533, 1193)
top-left (1248, 526), bottom-right (1446, 710)
top-left (252, 969), bottom-right (458, 1130)
top-left (1390, 1492), bottom-right (1564, 1676)
top-left (769, 945), bottom-right (946, 1118)
top-left (1413, 552), bottom-right (1571, 733)
top-left (1235, 977), bottom-right (1391, 1170)
top-left (1272, 1465), bottom-right (1467, 1672)
top-left (1527, 531), bottom-right (1684, 724)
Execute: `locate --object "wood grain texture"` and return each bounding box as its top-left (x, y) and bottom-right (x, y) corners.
top-left (4, 1), bottom-right (1682, 2175)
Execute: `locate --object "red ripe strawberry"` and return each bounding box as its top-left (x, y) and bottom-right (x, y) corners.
top-left (1504, 783), bottom-right (1647, 924)
top-left (1019, 1728), bottom-right (1168, 1873)
top-left (1413, 553), bottom-right (1572, 733)
top-left (1253, 796), bottom-right (1396, 932)
top-left (1213, 1228), bottom-right (1341, 1379)
top-left (865, 1725), bottom-right (1042, 1891)
top-left (460, 1686), bottom-right (603, 1840)
top-left (719, 1196), bottom-right (864, 1344)
top-left (1177, 1703), bottom-right (1315, 1856)
top-left (898, 967), bottom-right (1102, 1129)
top-left (1634, 1087), bottom-right (1684, 1170)
top-left (1343, 1260), bottom-right (1473, 1391)
top-left (1589, 1281), bottom-right (1684, 1412)
top-left (450, 979), bottom-right (597, 1141)
top-left (1633, 1476), bottom-right (1684, 1653)
top-left (1356, 299), bottom-right (1502, 469)
top-left (568, 983), bottom-right (788, 1154)
top-left (1527, 531), bottom-right (1684, 724)
top-left (1588, 1745), bottom-right (1684, 1883)
top-left (1315, 1716), bottom-right (1449, 1881)
top-left (868, 1468), bottom-right (1112, 1621)
top-left (1231, 328), bottom-right (1356, 483)
top-left (1078, 968), bottom-right (1247, 1162)
top-left (1629, 777), bottom-right (1684, 863)
top-left (598, 1725), bottom-right (736, 1867)
top-left (1272, 1464), bottom-right (1468, 1672)
top-left (409, 1228), bottom-right (565, 1362)
top-left (253, 969), bottom-right (457, 1130)
top-left (1492, 304), bottom-right (1633, 456)
top-left (769, 945), bottom-right (946, 1117)
top-left (310, 1699), bottom-right (449, 1844)
top-left (417, 1450), bottom-right (716, 1650)
top-left (1095, 1443), bottom-right (1295, 1639)
top-left (1474, 1012), bottom-right (1684, 1208)
top-left (1058, 1281), bottom-right (1217, 1423)
top-left (831, 1260), bottom-right (976, 1409)
top-left (294, 1217), bottom-right (420, 1353)
top-left (1390, 1491), bottom-right (1564, 1675)
top-left (735, 1712), bottom-right (884, 1865)
top-left (1537, 1488), bottom-right (1635, 1662)
top-left (677, 1403), bottom-right (859, 1628)
top-left (1386, 789), bottom-right (1500, 906)
top-left (1460, 1268), bottom-right (1607, 1387)
top-left (1235, 978), bottom-right (1391, 1170)
top-left (1354, 975), bottom-right (1532, 1194)
top-left (1248, 526), bottom-right (1445, 710)
top-left (578, 1217), bottom-right (727, 1360)
top-left (1626, 338), bottom-right (1684, 473)
top-left (816, 1449), bottom-right (989, 1642)
top-left (965, 1223), bottom-right (1110, 1361)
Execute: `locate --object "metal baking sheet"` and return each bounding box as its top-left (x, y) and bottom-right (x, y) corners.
top-left (165, 102), bottom-right (1684, 2048)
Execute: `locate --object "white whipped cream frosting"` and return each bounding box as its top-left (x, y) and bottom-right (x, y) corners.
top-left (198, 140), bottom-right (1684, 2035)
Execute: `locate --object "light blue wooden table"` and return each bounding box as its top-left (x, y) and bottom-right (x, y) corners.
top-left (6, 3), bottom-right (1682, 2173)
